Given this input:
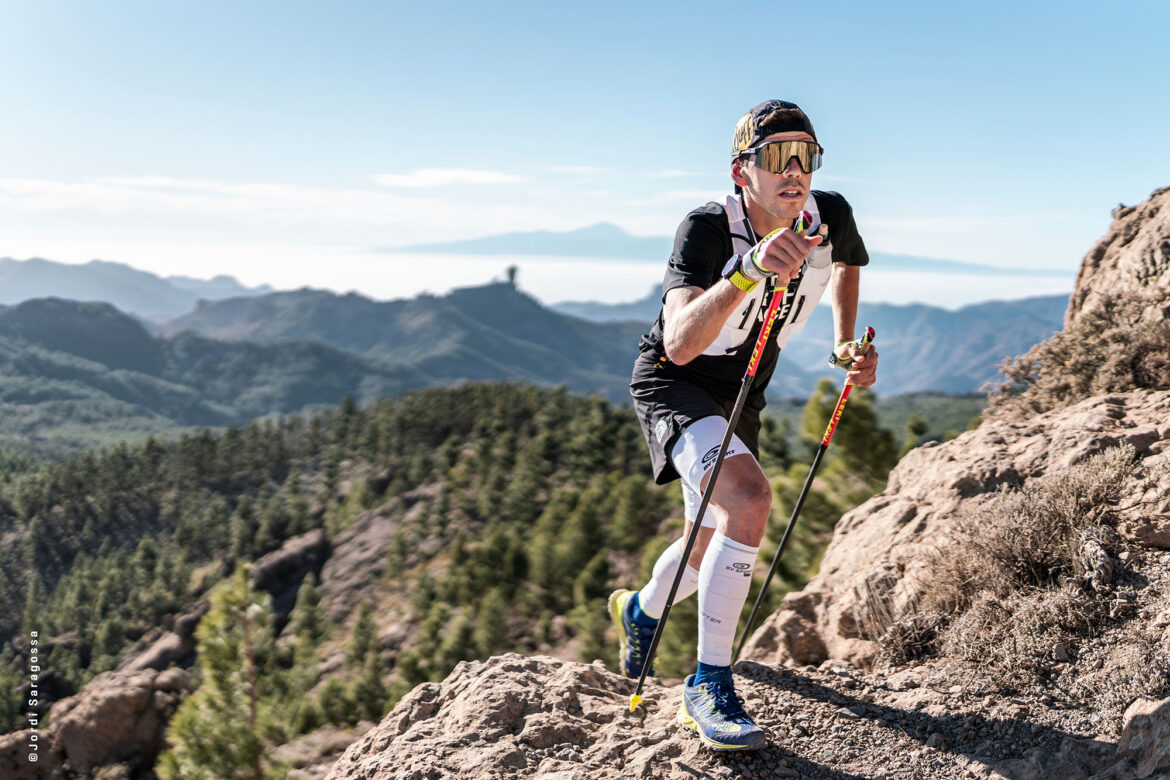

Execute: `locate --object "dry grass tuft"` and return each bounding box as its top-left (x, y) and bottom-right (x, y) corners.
top-left (1070, 637), bottom-right (1170, 733)
top-left (873, 611), bottom-right (948, 667)
top-left (987, 294), bottom-right (1170, 423)
top-left (874, 445), bottom-right (1140, 682)
top-left (919, 445), bottom-right (1136, 616)
top-left (940, 588), bottom-right (1108, 690)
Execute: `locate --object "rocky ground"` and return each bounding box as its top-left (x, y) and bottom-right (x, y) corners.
top-left (323, 650), bottom-right (1170, 780)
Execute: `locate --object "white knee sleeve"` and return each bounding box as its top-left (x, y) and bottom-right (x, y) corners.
top-left (671, 415), bottom-right (753, 529)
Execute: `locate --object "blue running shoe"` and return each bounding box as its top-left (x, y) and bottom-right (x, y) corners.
top-left (677, 672), bottom-right (767, 751)
top-left (607, 589), bottom-right (656, 678)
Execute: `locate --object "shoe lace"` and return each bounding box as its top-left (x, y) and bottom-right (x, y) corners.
top-left (629, 623), bottom-right (656, 668)
top-left (707, 680), bottom-right (749, 721)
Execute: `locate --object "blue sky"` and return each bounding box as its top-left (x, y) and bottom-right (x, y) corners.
top-left (0, 0), bottom-right (1167, 305)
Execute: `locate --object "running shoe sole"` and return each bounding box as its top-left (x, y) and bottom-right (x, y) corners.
top-left (676, 703), bottom-right (763, 751)
top-left (607, 588), bottom-right (633, 676)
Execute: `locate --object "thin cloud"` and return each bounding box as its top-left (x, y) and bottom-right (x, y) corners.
top-left (624, 189), bottom-right (727, 207)
top-left (546, 165), bottom-right (612, 175)
top-left (650, 168), bottom-right (694, 178)
top-left (371, 168), bottom-right (526, 188)
top-left (0, 174), bottom-right (626, 245)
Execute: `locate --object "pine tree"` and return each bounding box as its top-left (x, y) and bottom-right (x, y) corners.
top-left (473, 587), bottom-right (509, 657)
top-left (349, 653), bottom-right (388, 723)
top-left (316, 676), bottom-right (354, 727)
top-left (901, 412), bottom-right (929, 457)
top-left (345, 602), bottom-right (378, 670)
top-left (230, 497), bottom-right (258, 560)
top-left (572, 550), bottom-right (610, 607)
top-left (432, 613), bottom-right (475, 678)
top-left (156, 567), bottom-right (277, 780)
top-left (290, 574), bottom-right (326, 646)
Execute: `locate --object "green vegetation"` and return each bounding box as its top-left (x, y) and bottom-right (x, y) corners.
top-left (763, 390), bottom-right (985, 456)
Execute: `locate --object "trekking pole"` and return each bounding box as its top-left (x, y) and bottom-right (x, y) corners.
top-left (628, 210), bottom-right (814, 714)
top-left (730, 325), bottom-right (876, 666)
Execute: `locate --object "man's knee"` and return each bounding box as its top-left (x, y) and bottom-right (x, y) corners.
top-left (706, 456), bottom-right (772, 535)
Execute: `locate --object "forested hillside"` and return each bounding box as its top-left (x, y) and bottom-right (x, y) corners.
top-left (0, 380), bottom-right (901, 774)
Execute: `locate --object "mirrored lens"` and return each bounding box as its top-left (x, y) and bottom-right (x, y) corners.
top-left (753, 141), bottom-right (822, 174)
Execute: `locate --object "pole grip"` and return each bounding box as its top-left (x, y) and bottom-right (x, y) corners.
top-left (745, 211), bottom-right (813, 378)
top-left (822, 327), bottom-right (874, 445)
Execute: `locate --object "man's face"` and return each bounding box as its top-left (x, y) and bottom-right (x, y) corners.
top-left (732, 130), bottom-right (816, 223)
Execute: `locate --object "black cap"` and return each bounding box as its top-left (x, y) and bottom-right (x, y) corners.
top-left (732, 100), bottom-right (817, 156)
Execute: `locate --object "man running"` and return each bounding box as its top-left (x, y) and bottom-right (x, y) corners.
top-left (610, 100), bottom-right (878, 751)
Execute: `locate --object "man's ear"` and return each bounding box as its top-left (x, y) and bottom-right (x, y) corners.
top-left (730, 157), bottom-right (749, 188)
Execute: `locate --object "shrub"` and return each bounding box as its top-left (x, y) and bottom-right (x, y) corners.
top-left (871, 445), bottom-right (1141, 682)
top-left (987, 295), bottom-right (1170, 423)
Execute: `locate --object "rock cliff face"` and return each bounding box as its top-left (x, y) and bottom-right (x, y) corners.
top-left (743, 186), bottom-right (1170, 672)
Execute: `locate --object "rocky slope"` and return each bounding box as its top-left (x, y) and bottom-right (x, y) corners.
top-left (742, 388), bottom-right (1170, 670)
top-left (322, 653), bottom-right (1170, 780)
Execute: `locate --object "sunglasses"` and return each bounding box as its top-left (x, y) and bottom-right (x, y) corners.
top-left (739, 140), bottom-right (824, 174)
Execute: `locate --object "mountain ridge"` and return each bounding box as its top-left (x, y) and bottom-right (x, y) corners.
top-left (0, 256), bottom-right (273, 320)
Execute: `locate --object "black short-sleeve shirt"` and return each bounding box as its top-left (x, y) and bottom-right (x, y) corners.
top-left (634, 190), bottom-right (867, 401)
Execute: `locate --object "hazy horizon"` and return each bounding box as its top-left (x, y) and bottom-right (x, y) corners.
top-left (0, 249), bottom-right (1072, 313)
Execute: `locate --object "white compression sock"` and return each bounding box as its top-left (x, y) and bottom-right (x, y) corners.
top-left (637, 540), bottom-right (700, 619)
top-left (697, 532), bottom-right (760, 667)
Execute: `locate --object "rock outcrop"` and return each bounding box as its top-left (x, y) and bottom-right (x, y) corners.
top-left (0, 667), bottom-right (190, 779)
top-left (1068, 186), bottom-right (1170, 327)
top-left (742, 185), bottom-right (1170, 673)
top-left (118, 599), bottom-right (208, 673)
top-left (251, 528), bottom-right (330, 629)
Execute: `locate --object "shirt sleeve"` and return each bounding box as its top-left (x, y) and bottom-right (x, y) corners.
top-left (819, 192), bottom-right (869, 267)
top-left (662, 209), bottom-right (729, 300)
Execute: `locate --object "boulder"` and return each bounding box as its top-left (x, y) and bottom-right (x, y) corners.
top-left (323, 654), bottom-right (678, 780)
top-left (251, 528), bottom-right (330, 627)
top-left (1116, 696), bottom-right (1170, 778)
top-left (42, 667), bottom-right (188, 775)
top-left (0, 730), bottom-right (50, 780)
top-left (118, 600), bottom-right (207, 673)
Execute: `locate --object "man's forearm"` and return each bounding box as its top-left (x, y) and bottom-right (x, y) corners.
top-left (830, 264), bottom-right (860, 345)
top-left (663, 282), bottom-right (746, 365)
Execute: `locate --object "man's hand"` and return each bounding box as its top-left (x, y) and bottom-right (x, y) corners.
top-left (833, 339), bottom-right (878, 387)
top-left (744, 226), bottom-right (824, 282)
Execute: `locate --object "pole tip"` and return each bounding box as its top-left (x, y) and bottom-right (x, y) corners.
top-left (629, 693), bottom-right (643, 712)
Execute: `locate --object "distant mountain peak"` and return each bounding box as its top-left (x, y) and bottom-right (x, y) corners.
top-left (0, 255), bottom-right (274, 319)
top-left (387, 222), bottom-right (670, 260)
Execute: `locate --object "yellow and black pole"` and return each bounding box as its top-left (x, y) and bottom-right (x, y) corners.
top-left (628, 211), bottom-right (815, 714)
top-left (730, 325), bottom-right (876, 665)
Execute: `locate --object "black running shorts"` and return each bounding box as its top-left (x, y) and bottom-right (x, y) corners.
top-left (630, 353), bottom-right (763, 485)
